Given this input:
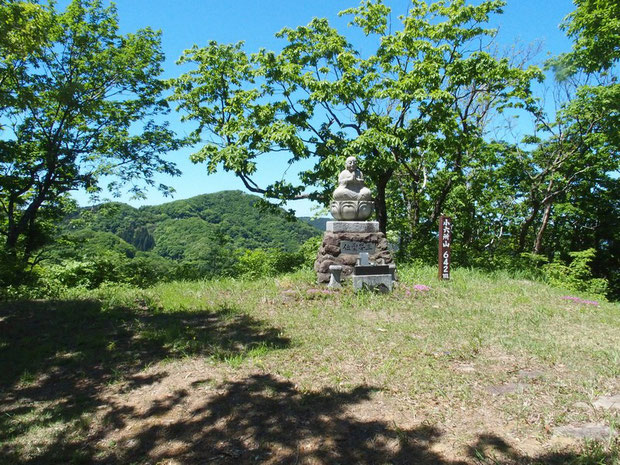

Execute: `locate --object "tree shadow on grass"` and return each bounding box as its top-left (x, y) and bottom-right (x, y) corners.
top-left (23, 372), bottom-right (614, 465)
top-left (0, 302), bottom-right (616, 464)
top-left (101, 374), bottom-right (615, 465)
top-left (0, 299), bottom-right (289, 463)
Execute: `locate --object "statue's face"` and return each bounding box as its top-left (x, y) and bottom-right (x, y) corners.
top-left (346, 158), bottom-right (356, 170)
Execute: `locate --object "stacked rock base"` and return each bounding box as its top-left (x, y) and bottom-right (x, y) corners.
top-left (314, 221), bottom-right (393, 283)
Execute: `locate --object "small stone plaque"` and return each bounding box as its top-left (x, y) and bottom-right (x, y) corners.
top-left (326, 221), bottom-right (380, 233)
top-left (353, 265), bottom-right (390, 276)
top-left (340, 241), bottom-right (376, 254)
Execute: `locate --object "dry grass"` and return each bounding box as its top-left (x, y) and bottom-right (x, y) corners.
top-left (1, 266), bottom-right (618, 464)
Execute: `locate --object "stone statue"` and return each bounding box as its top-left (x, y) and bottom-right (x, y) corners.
top-left (333, 156), bottom-right (373, 201)
top-left (330, 156), bottom-right (374, 221)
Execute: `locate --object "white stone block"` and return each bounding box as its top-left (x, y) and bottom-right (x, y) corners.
top-left (326, 221), bottom-right (380, 233)
top-left (352, 274), bottom-right (394, 292)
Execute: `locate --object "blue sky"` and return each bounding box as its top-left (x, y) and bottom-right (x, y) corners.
top-left (68, 0), bottom-right (576, 216)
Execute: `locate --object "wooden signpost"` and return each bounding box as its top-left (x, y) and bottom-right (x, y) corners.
top-left (439, 215), bottom-right (452, 280)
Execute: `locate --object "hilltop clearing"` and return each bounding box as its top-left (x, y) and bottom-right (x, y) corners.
top-left (1, 266), bottom-right (618, 464)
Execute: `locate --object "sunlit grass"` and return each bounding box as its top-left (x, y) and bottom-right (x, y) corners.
top-left (1, 264), bottom-right (618, 464)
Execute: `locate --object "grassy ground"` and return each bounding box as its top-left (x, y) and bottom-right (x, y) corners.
top-left (0, 265), bottom-right (618, 464)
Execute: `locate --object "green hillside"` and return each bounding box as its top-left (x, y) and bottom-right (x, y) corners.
top-left (66, 190), bottom-right (320, 253)
top-left (299, 216), bottom-right (329, 231)
top-left (42, 191), bottom-right (321, 287)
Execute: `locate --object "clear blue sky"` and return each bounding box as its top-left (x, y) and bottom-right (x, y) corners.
top-left (68, 0), bottom-right (576, 216)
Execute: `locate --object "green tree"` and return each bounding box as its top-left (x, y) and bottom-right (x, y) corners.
top-left (0, 0), bottom-right (183, 280)
top-left (0, 1), bottom-right (52, 114)
top-left (170, 0), bottom-right (541, 233)
top-left (513, 0), bottom-right (619, 297)
top-left (514, 78), bottom-right (618, 255)
top-left (555, 0), bottom-right (620, 75)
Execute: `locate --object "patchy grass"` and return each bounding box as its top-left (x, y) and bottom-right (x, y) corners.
top-left (1, 265), bottom-right (618, 464)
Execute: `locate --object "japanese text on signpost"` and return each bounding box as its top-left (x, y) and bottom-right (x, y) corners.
top-left (439, 216), bottom-right (452, 280)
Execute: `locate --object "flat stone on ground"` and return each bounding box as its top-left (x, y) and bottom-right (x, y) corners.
top-left (518, 369), bottom-right (545, 380)
top-left (453, 363), bottom-right (476, 373)
top-left (593, 395), bottom-right (620, 411)
top-left (484, 383), bottom-right (527, 395)
top-left (554, 423), bottom-right (617, 440)
top-left (573, 401), bottom-right (590, 409)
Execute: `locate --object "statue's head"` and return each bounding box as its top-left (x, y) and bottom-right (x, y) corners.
top-left (345, 156), bottom-right (357, 171)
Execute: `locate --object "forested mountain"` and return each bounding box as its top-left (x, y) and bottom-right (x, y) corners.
top-left (299, 217), bottom-right (329, 232)
top-left (64, 190), bottom-right (320, 254)
top-left (39, 191), bottom-right (322, 287)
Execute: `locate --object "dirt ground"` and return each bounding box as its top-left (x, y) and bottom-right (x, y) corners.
top-left (1, 284), bottom-right (618, 464)
top-left (71, 357), bottom-right (603, 465)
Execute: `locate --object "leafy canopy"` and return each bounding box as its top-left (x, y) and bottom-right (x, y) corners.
top-left (0, 0), bottom-right (184, 272)
top-left (170, 0), bottom-right (541, 232)
top-left (560, 0), bottom-right (620, 74)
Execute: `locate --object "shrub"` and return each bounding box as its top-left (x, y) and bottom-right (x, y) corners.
top-left (298, 236), bottom-right (322, 269)
top-left (543, 248), bottom-right (608, 297)
top-left (117, 253), bottom-right (177, 287)
top-left (236, 248), bottom-right (305, 279)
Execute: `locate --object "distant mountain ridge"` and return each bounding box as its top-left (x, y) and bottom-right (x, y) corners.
top-left (64, 190), bottom-right (322, 258)
top-left (299, 217), bottom-right (329, 231)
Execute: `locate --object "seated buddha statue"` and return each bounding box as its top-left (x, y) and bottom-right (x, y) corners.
top-left (330, 156), bottom-right (374, 221)
top-left (333, 156), bottom-right (373, 201)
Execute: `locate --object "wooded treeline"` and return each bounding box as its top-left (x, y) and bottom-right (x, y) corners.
top-left (2, 191), bottom-right (320, 296)
top-left (1, 0), bottom-right (618, 299)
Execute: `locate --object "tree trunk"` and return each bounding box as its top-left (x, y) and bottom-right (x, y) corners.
top-left (5, 195), bottom-right (18, 252)
top-left (375, 185), bottom-right (388, 234)
top-left (374, 170), bottom-right (393, 234)
top-left (4, 231), bottom-right (19, 258)
top-left (430, 178), bottom-right (453, 224)
top-left (517, 204), bottom-right (539, 253)
top-left (400, 180), bottom-right (420, 247)
top-left (462, 204), bottom-right (475, 246)
top-left (530, 178), bottom-right (556, 254)
top-left (533, 202), bottom-right (552, 254)
top-left (4, 173), bottom-right (52, 263)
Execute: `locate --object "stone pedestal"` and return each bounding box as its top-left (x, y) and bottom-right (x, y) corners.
top-left (314, 221), bottom-right (393, 283)
top-left (352, 273), bottom-right (394, 293)
top-left (330, 200), bottom-right (374, 221)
